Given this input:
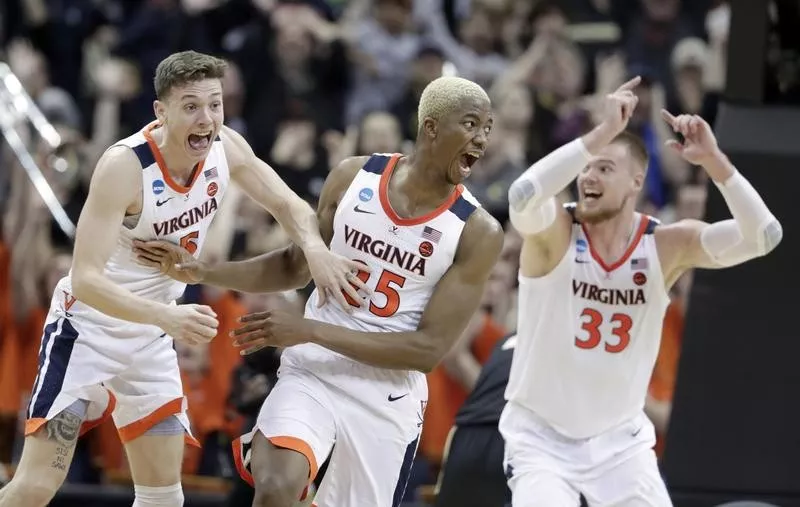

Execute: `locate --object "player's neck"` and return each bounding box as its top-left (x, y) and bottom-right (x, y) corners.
top-left (583, 211), bottom-right (638, 259)
top-left (403, 154), bottom-right (456, 203)
top-left (152, 127), bottom-right (200, 182)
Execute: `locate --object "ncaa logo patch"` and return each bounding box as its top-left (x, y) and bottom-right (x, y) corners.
top-left (359, 188), bottom-right (373, 202)
top-left (576, 239), bottom-right (587, 253)
top-left (152, 180), bottom-right (165, 195)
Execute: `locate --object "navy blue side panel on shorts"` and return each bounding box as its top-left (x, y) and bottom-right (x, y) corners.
top-left (28, 318), bottom-right (79, 419)
top-left (392, 436), bottom-right (419, 507)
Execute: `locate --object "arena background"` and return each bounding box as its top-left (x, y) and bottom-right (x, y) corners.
top-left (1, 0), bottom-right (798, 506)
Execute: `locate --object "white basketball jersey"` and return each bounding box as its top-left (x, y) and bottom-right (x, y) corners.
top-left (291, 153), bottom-right (480, 366)
top-left (506, 203), bottom-right (669, 439)
top-left (65, 121), bottom-right (230, 305)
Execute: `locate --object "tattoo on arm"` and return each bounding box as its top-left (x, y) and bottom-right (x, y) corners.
top-left (45, 410), bottom-right (82, 471)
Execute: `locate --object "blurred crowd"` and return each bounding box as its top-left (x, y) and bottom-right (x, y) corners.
top-left (0, 0), bottom-right (796, 503)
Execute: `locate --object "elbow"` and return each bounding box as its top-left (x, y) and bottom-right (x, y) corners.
top-left (285, 245), bottom-right (313, 289)
top-left (761, 218), bottom-right (783, 256)
top-left (415, 356), bottom-right (439, 374)
top-left (413, 337), bottom-right (447, 373)
top-left (70, 270), bottom-right (95, 301)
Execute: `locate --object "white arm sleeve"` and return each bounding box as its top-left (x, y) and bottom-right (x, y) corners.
top-left (508, 139), bottom-right (591, 235)
top-left (700, 171), bottom-right (782, 266)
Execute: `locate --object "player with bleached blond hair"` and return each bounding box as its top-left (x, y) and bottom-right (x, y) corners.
top-left (134, 76), bottom-right (502, 506)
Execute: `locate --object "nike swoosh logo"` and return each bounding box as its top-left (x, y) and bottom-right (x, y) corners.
top-left (156, 197), bottom-right (174, 206)
top-left (353, 205), bottom-right (375, 214)
top-left (388, 393), bottom-right (408, 402)
top-left (632, 427), bottom-right (642, 437)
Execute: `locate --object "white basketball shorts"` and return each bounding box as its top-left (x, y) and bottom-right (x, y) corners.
top-left (499, 402), bottom-right (672, 507)
top-left (24, 278), bottom-right (196, 446)
top-left (233, 344), bottom-right (427, 507)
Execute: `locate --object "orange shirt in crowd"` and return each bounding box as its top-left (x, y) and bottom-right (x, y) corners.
top-left (421, 314), bottom-right (507, 464)
top-left (649, 299), bottom-right (685, 457)
top-left (182, 290), bottom-right (246, 474)
top-left (0, 242), bottom-right (20, 416)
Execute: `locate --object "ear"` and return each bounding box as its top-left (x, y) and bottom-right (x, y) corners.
top-left (632, 168), bottom-right (645, 193)
top-left (422, 117), bottom-right (438, 139)
top-left (153, 100), bottom-right (166, 123)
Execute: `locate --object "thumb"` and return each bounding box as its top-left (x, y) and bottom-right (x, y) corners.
top-left (665, 139), bottom-right (684, 153)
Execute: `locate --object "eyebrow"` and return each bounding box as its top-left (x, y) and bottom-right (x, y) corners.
top-left (180, 92), bottom-right (222, 100)
top-left (592, 158), bottom-right (616, 165)
top-left (463, 112), bottom-right (492, 123)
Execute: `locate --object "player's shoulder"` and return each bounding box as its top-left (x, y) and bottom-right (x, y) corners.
top-left (87, 145), bottom-right (143, 201)
top-left (217, 125), bottom-right (255, 169)
top-left (653, 218), bottom-right (703, 246)
top-left (94, 144), bottom-right (144, 179)
top-left (218, 124), bottom-right (244, 146)
top-left (328, 155), bottom-right (372, 188)
top-left (458, 207), bottom-right (504, 263)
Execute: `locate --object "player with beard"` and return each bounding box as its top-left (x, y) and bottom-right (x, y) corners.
top-left (500, 76), bottom-right (782, 506)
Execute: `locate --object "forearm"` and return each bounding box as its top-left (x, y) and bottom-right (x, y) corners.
top-left (308, 321), bottom-right (440, 372)
top-left (508, 125), bottom-right (608, 234)
top-left (273, 197), bottom-right (327, 253)
top-left (71, 270), bottom-right (169, 326)
top-left (700, 153), bottom-right (782, 263)
top-left (202, 245), bottom-right (310, 293)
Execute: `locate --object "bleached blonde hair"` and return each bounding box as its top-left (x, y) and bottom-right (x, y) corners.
top-left (417, 76), bottom-right (491, 129)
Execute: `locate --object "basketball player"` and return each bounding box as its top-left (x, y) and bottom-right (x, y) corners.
top-left (0, 51), bottom-right (362, 507)
top-left (134, 76), bottom-right (504, 507)
top-left (501, 75), bottom-right (782, 506)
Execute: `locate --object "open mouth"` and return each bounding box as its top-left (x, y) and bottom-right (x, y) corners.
top-left (583, 190), bottom-right (602, 201)
top-left (187, 132), bottom-right (213, 152)
top-left (458, 152), bottom-right (481, 177)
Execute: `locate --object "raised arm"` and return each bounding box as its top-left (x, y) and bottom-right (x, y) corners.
top-left (222, 126), bottom-right (365, 309)
top-left (134, 157), bottom-right (369, 297)
top-left (508, 77), bottom-right (641, 236)
top-left (654, 112), bottom-right (782, 286)
top-left (233, 209), bottom-right (505, 372)
top-left (508, 76), bottom-right (640, 275)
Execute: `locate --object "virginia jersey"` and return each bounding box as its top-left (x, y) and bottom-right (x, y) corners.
top-left (64, 120), bottom-right (230, 306)
top-left (506, 203), bottom-right (669, 439)
top-left (295, 153), bottom-right (479, 365)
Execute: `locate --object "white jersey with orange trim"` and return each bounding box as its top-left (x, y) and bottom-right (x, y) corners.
top-left (233, 153), bottom-right (482, 506)
top-left (65, 120), bottom-right (230, 308)
top-left (25, 121), bottom-right (230, 447)
top-left (286, 152), bottom-right (481, 371)
top-left (505, 203), bottom-right (669, 439)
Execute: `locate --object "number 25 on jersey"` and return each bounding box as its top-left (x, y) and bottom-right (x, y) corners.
top-left (575, 308), bottom-right (633, 353)
top-left (342, 260), bottom-right (405, 317)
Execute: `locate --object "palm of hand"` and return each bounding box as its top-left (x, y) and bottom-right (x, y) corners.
top-left (680, 136), bottom-right (716, 165)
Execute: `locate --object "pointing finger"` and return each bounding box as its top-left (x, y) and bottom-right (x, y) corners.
top-left (617, 75), bottom-right (641, 92)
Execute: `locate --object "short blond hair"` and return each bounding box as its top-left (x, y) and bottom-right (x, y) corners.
top-left (417, 77), bottom-right (490, 128)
